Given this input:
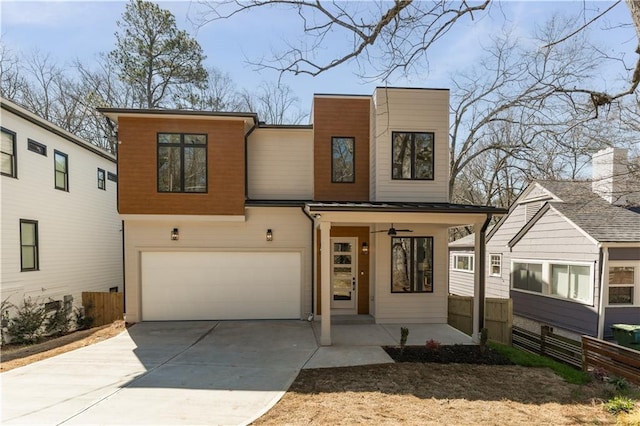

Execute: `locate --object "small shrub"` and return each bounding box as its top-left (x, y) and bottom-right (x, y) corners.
top-left (45, 300), bottom-right (72, 336)
top-left (607, 375), bottom-right (629, 392)
top-left (7, 297), bottom-right (47, 344)
top-left (605, 396), bottom-right (636, 415)
top-left (400, 327), bottom-right (409, 354)
top-left (425, 339), bottom-right (441, 352)
top-left (590, 367), bottom-right (609, 382)
top-left (74, 306), bottom-right (94, 330)
top-left (1, 297), bottom-right (12, 345)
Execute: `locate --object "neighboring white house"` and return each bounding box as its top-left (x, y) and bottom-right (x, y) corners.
top-left (1, 98), bottom-right (122, 315)
top-left (449, 147), bottom-right (640, 341)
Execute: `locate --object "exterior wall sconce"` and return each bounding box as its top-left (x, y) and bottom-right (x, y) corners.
top-left (266, 229), bottom-right (273, 241)
top-left (171, 228), bottom-right (179, 241)
top-left (361, 242), bottom-right (369, 254)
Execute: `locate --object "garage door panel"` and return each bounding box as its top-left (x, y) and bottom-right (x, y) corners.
top-left (141, 252), bottom-right (301, 320)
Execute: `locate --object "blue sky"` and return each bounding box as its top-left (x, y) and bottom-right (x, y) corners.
top-left (1, 1), bottom-right (636, 109)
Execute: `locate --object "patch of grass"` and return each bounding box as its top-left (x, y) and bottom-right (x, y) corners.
top-left (605, 396), bottom-right (636, 414)
top-left (488, 342), bottom-right (590, 385)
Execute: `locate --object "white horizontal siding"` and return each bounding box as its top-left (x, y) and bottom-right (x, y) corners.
top-left (374, 225), bottom-right (449, 323)
top-left (0, 108), bottom-right (122, 312)
top-left (123, 207), bottom-right (312, 322)
top-left (448, 248), bottom-right (475, 297)
top-left (372, 88), bottom-right (450, 202)
top-left (247, 128), bottom-right (313, 200)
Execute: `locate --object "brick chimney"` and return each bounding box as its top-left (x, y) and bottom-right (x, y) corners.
top-left (592, 147), bottom-right (628, 205)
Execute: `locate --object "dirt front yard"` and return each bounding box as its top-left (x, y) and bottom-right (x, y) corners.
top-left (253, 363), bottom-right (624, 425)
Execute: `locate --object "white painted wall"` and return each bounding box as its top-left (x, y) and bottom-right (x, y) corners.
top-left (247, 127), bottom-right (313, 200)
top-left (371, 88), bottom-right (450, 202)
top-left (373, 224), bottom-right (450, 323)
top-left (0, 102), bottom-right (122, 312)
top-left (123, 207), bottom-right (312, 322)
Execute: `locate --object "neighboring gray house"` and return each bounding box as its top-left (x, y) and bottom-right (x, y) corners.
top-left (449, 147), bottom-right (640, 340)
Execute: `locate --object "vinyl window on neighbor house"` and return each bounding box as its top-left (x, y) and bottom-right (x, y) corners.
top-left (20, 219), bottom-right (39, 271)
top-left (27, 139), bottom-right (47, 156)
top-left (512, 262), bottom-right (543, 293)
top-left (391, 237), bottom-right (433, 293)
top-left (97, 168), bottom-right (106, 190)
top-left (512, 260), bottom-right (593, 304)
top-left (54, 150), bottom-right (69, 191)
top-left (453, 254), bottom-right (474, 272)
top-left (157, 133), bottom-right (207, 193)
top-left (490, 254), bottom-right (502, 277)
top-left (331, 137), bottom-right (354, 183)
top-left (391, 131), bottom-right (434, 180)
top-left (1, 127), bottom-right (17, 178)
top-left (551, 264), bottom-right (591, 304)
top-left (609, 266), bottom-right (636, 305)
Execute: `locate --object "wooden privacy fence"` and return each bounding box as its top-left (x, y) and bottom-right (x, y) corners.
top-left (447, 295), bottom-right (512, 345)
top-left (582, 335), bottom-right (640, 384)
top-left (513, 326), bottom-right (583, 368)
top-left (82, 292), bottom-right (124, 327)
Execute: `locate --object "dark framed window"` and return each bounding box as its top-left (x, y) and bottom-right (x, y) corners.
top-left (1, 127), bottom-right (17, 178)
top-left (331, 137), bottom-right (355, 183)
top-left (391, 237), bottom-right (433, 293)
top-left (609, 266), bottom-right (635, 305)
top-left (97, 168), bottom-right (106, 190)
top-left (27, 139), bottom-right (47, 156)
top-left (107, 172), bottom-right (117, 182)
top-left (54, 150), bottom-right (69, 191)
top-left (392, 131), bottom-right (434, 180)
top-left (157, 133), bottom-right (207, 193)
top-left (20, 219), bottom-right (39, 271)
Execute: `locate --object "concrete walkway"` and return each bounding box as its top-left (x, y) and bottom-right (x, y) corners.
top-left (1, 320), bottom-right (472, 425)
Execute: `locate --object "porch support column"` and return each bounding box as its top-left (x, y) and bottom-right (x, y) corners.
top-left (320, 220), bottom-right (332, 346)
top-left (473, 215), bottom-right (492, 343)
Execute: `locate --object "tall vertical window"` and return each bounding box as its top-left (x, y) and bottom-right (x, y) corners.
top-left (54, 150), bottom-right (68, 191)
top-left (97, 168), bottom-right (106, 190)
top-left (158, 133), bottom-right (207, 193)
top-left (20, 220), bottom-right (39, 271)
top-left (391, 237), bottom-right (433, 293)
top-left (1, 127), bottom-right (17, 177)
top-left (392, 131), bottom-right (434, 180)
top-left (331, 137), bottom-right (354, 183)
top-left (609, 266), bottom-right (635, 305)
top-left (490, 254), bottom-right (502, 277)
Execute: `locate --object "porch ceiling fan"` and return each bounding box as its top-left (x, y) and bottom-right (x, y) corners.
top-left (372, 224), bottom-right (414, 236)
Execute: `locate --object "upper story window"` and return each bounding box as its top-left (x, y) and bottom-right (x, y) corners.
top-left (391, 236), bottom-right (433, 293)
top-left (1, 127), bottom-right (17, 178)
top-left (331, 137), bottom-right (354, 183)
top-left (453, 254), bottom-right (474, 272)
top-left (20, 219), bottom-right (39, 272)
top-left (97, 168), bottom-right (106, 190)
top-left (157, 133), bottom-right (207, 193)
top-left (54, 150), bottom-right (69, 191)
top-left (27, 139), bottom-right (47, 156)
top-left (392, 131), bottom-right (434, 180)
top-left (107, 172), bottom-right (117, 182)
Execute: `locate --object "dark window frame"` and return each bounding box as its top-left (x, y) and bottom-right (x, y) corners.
top-left (27, 139), bottom-right (47, 156)
top-left (54, 150), bottom-right (69, 191)
top-left (157, 133), bottom-right (208, 193)
top-left (331, 136), bottom-right (355, 183)
top-left (20, 219), bottom-right (39, 272)
top-left (1, 127), bottom-right (17, 178)
top-left (391, 131), bottom-right (435, 181)
top-left (107, 172), bottom-right (117, 182)
top-left (391, 236), bottom-right (434, 293)
top-left (97, 168), bottom-right (106, 190)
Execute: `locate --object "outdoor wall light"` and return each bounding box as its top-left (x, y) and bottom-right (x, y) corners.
top-left (361, 242), bottom-right (369, 255)
top-left (171, 228), bottom-right (179, 241)
top-left (266, 229), bottom-right (273, 242)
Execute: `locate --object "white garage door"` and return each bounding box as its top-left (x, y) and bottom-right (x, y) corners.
top-left (141, 251), bottom-right (301, 321)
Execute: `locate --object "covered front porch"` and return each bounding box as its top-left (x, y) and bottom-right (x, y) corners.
top-left (305, 202), bottom-right (507, 346)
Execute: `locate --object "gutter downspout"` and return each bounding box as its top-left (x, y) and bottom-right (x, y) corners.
top-left (478, 214), bottom-right (492, 332)
top-left (597, 245), bottom-right (608, 339)
top-left (301, 206), bottom-right (316, 320)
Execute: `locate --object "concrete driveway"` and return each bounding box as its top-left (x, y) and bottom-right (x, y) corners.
top-left (1, 321), bottom-right (318, 425)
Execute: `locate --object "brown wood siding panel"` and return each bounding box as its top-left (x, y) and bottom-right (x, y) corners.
top-left (118, 117), bottom-right (245, 215)
top-left (314, 98), bottom-right (370, 201)
top-left (316, 226), bottom-right (370, 315)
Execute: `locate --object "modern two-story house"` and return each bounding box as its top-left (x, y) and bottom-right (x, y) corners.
top-left (99, 87), bottom-right (505, 345)
top-left (449, 147), bottom-right (640, 341)
top-left (1, 98), bottom-right (122, 315)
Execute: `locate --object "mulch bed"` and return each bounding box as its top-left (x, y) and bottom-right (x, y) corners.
top-left (384, 344), bottom-right (514, 365)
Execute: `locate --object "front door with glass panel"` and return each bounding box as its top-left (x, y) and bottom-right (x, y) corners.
top-left (331, 238), bottom-right (357, 312)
